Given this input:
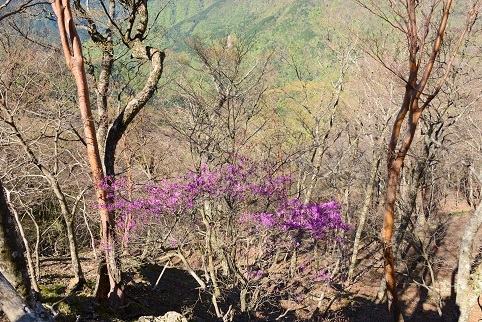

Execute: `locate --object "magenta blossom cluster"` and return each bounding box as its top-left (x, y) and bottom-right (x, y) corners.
top-left (105, 158), bottom-right (348, 240)
top-left (242, 198), bottom-right (348, 240)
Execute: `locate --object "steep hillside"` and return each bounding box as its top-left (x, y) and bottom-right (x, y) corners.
top-left (151, 0), bottom-right (368, 53)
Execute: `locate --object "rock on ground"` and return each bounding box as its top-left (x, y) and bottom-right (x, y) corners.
top-left (138, 311), bottom-right (188, 322)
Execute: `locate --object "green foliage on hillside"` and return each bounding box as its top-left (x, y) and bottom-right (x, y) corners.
top-left (144, 0), bottom-right (381, 91)
top-left (150, 0), bottom-right (367, 53)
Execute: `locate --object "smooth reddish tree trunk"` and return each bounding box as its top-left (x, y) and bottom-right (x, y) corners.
top-left (377, 0), bottom-right (472, 320)
top-left (51, 0), bottom-right (124, 307)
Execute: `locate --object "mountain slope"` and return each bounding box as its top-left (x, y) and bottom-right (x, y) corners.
top-left (151, 0), bottom-right (367, 53)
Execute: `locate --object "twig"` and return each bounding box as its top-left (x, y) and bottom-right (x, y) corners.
top-left (461, 161), bottom-right (482, 184)
top-left (152, 259), bottom-right (171, 290)
top-left (155, 251), bottom-right (206, 290)
top-left (44, 291), bottom-right (80, 317)
top-left (276, 305), bottom-right (308, 320)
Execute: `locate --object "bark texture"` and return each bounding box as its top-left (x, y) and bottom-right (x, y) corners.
top-left (51, 0), bottom-right (123, 307)
top-left (374, 0), bottom-right (472, 320)
top-left (456, 163), bottom-right (482, 322)
top-left (70, 0), bottom-right (166, 306)
top-left (0, 270), bottom-right (53, 322)
top-left (0, 179), bottom-right (30, 299)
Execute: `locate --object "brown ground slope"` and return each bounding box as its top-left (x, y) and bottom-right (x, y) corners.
top-left (1, 204), bottom-right (481, 321)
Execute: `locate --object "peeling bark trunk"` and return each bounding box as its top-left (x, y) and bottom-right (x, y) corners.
top-left (51, 0), bottom-right (123, 307)
top-left (377, 1), bottom-right (465, 320)
top-left (68, 0), bottom-right (165, 307)
top-left (382, 85), bottom-right (420, 322)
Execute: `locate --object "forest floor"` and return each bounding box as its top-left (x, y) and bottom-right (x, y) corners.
top-left (1, 204), bottom-right (482, 321)
top-left (336, 202), bottom-right (482, 322)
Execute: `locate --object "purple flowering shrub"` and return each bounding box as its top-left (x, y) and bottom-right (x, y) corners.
top-left (107, 158), bottom-right (348, 315)
top-left (240, 198), bottom-right (347, 240)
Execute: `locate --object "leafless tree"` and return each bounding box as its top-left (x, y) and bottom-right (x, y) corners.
top-left (1, 178), bottom-right (54, 321)
top-left (163, 37), bottom-right (271, 168)
top-left (346, 57), bottom-right (398, 285)
top-left (357, 0), bottom-right (481, 320)
top-left (0, 28), bottom-right (91, 290)
top-left (0, 0), bottom-right (46, 22)
top-left (51, 0), bottom-right (167, 307)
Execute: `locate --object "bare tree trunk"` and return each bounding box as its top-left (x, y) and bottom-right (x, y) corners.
top-left (375, 1), bottom-right (470, 319)
top-left (81, 2), bottom-right (163, 305)
top-left (25, 210), bottom-right (41, 280)
top-left (51, 0), bottom-right (124, 307)
top-left (467, 171), bottom-right (476, 208)
top-left (456, 202), bottom-right (482, 322)
top-left (347, 151), bottom-right (381, 284)
top-left (5, 193), bottom-right (40, 294)
top-left (103, 48), bottom-right (164, 177)
top-left (456, 163), bottom-right (482, 322)
top-left (44, 177), bottom-right (85, 289)
top-left (0, 271), bottom-right (53, 322)
top-left (64, 216), bottom-right (84, 289)
top-left (201, 201), bottom-right (222, 318)
top-left (95, 48), bottom-right (114, 161)
top-left (394, 162), bottom-right (425, 261)
top-left (0, 179), bottom-right (30, 299)
top-left (62, 0), bottom-right (166, 306)
top-left (80, 200), bottom-right (97, 260)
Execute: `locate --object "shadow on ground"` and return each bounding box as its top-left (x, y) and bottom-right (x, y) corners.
top-left (12, 258), bottom-right (464, 322)
top-left (325, 296), bottom-right (391, 322)
top-left (128, 263), bottom-right (213, 320)
top-left (326, 293), bottom-right (460, 322)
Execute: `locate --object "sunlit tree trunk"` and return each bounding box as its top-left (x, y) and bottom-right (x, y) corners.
top-left (68, 0), bottom-right (166, 305)
top-left (347, 142), bottom-right (382, 284)
top-left (456, 163), bottom-right (482, 322)
top-left (357, 0), bottom-right (477, 320)
top-left (51, 0), bottom-right (124, 307)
